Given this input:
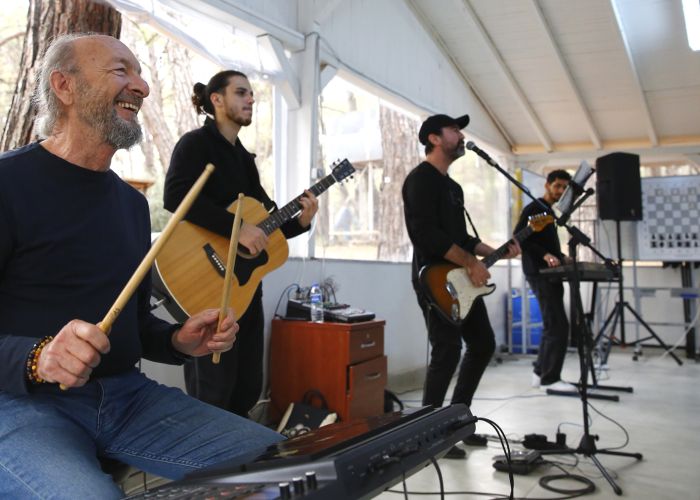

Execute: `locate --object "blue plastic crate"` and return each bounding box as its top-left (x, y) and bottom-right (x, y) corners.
top-left (511, 288), bottom-right (542, 354)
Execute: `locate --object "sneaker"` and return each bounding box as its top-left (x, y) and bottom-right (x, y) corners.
top-left (463, 433), bottom-right (488, 447)
top-left (541, 380), bottom-right (577, 392)
top-left (531, 372), bottom-right (541, 388)
top-left (444, 445), bottom-right (467, 459)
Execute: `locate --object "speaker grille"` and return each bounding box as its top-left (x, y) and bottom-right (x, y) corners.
top-left (595, 152), bottom-right (642, 221)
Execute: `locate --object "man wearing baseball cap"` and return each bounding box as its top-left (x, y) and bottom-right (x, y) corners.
top-left (402, 113), bottom-right (520, 459)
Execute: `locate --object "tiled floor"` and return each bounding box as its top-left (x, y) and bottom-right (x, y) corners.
top-left (375, 348), bottom-right (700, 500)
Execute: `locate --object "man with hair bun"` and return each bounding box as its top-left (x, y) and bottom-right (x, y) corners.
top-left (164, 70), bottom-right (318, 417)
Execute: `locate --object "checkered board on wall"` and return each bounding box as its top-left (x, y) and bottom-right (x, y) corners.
top-left (637, 175), bottom-right (700, 261)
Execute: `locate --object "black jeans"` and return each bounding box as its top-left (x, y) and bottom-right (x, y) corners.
top-left (528, 277), bottom-right (570, 385)
top-left (184, 293), bottom-right (265, 417)
top-left (416, 288), bottom-right (495, 408)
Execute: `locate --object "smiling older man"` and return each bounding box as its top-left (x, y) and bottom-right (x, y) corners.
top-left (0, 33), bottom-right (282, 499)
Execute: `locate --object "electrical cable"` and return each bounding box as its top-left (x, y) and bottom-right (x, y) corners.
top-left (429, 456), bottom-right (445, 500)
top-left (476, 417), bottom-right (514, 500)
top-left (538, 474), bottom-right (595, 495)
top-left (272, 283), bottom-right (300, 318)
top-left (586, 400), bottom-right (630, 451)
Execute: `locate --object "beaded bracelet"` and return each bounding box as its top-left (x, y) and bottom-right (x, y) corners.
top-left (26, 336), bottom-right (54, 384)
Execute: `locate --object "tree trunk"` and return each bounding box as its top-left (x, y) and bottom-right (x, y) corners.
top-left (1, 0), bottom-right (121, 151)
top-left (377, 105), bottom-right (420, 261)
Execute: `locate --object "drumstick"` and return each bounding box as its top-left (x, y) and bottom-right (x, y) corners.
top-left (212, 193), bottom-right (245, 364)
top-left (60, 164), bottom-right (215, 390)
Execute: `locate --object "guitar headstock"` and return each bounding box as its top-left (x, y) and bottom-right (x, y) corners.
top-left (330, 159), bottom-right (355, 183)
top-left (528, 213), bottom-right (555, 232)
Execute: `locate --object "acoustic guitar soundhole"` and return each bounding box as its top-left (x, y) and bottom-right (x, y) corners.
top-left (202, 243), bottom-right (268, 286)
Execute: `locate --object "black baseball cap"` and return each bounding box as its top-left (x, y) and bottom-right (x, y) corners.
top-left (418, 113), bottom-right (470, 145)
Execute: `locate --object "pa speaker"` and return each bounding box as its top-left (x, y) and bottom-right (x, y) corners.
top-left (596, 152), bottom-right (642, 221)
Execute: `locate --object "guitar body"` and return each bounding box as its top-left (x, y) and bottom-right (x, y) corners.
top-left (153, 196), bottom-right (289, 321)
top-left (419, 262), bottom-right (496, 326)
top-left (416, 214), bottom-right (553, 326)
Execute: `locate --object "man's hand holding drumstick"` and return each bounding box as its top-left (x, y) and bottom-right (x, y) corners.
top-left (36, 309), bottom-right (239, 388)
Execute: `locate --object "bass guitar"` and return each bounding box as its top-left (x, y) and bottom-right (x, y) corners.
top-left (418, 214), bottom-right (553, 326)
top-left (153, 159), bottom-right (355, 322)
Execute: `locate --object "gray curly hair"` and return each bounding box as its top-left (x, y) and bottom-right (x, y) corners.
top-left (32, 33), bottom-right (90, 138)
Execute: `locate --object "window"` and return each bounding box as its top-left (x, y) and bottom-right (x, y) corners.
top-left (316, 77), bottom-right (421, 262)
top-left (315, 76), bottom-right (513, 262)
top-left (447, 153), bottom-right (510, 249)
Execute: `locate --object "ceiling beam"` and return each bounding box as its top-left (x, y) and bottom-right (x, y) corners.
top-left (458, 0), bottom-right (553, 152)
top-left (685, 154), bottom-right (700, 168)
top-left (257, 34), bottom-right (301, 109)
top-left (513, 135), bottom-right (700, 162)
top-left (609, 0), bottom-right (659, 146)
top-left (404, 0), bottom-right (514, 148)
top-left (529, 0), bottom-right (602, 150)
top-left (159, 0), bottom-right (305, 51)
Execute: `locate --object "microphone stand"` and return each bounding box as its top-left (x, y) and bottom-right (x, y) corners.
top-left (468, 145), bottom-right (642, 495)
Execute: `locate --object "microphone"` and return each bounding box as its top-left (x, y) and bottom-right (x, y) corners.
top-left (466, 141), bottom-right (495, 165)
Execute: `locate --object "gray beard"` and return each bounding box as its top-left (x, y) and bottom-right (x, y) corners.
top-left (76, 80), bottom-right (143, 149)
top-left (103, 113), bottom-right (142, 150)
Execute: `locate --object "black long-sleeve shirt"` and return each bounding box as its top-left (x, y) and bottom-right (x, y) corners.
top-left (0, 143), bottom-right (182, 395)
top-left (514, 198), bottom-right (565, 277)
top-left (164, 118), bottom-right (307, 240)
top-left (402, 162), bottom-right (481, 283)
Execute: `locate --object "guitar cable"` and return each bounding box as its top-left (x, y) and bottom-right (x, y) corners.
top-left (272, 283), bottom-right (301, 319)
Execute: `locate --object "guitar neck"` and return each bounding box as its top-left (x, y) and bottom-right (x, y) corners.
top-left (257, 174), bottom-right (337, 235)
top-left (481, 225), bottom-right (534, 268)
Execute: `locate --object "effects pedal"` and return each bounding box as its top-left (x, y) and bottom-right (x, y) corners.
top-left (492, 449), bottom-right (542, 475)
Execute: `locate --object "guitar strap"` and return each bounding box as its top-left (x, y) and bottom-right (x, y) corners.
top-left (462, 206), bottom-right (480, 240)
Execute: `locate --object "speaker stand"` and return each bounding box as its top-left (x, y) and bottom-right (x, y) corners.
top-left (595, 221), bottom-right (683, 366)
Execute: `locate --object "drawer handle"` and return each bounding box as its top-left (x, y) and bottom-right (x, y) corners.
top-left (365, 372), bottom-right (382, 381)
top-left (360, 341), bottom-right (376, 349)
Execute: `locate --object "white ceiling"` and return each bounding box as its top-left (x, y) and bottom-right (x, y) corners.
top-left (115, 0), bottom-right (700, 166)
top-left (407, 0), bottom-right (700, 163)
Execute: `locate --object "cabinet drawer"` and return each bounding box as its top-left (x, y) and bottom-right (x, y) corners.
top-left (346, 355), bottom-right (387, 420)
top-left (348, 326), bottom-right (384, 364)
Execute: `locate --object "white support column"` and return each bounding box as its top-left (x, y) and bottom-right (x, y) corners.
top-left (285, 23), bottom-right (322, 258)
top-left (273, 86), bottom-right (288, 208)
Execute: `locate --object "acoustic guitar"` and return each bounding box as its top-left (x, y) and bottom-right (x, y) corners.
top-left (153, 159), bottom-right (355, 321)
top-left (418, 213), bottom-right (553, 326)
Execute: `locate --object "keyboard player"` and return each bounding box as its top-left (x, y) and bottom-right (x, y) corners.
top-left (514, 170), bottom-right (576, 392)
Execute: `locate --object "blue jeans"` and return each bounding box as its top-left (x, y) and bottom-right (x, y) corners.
top-left (0, 369), bottom-right (283, 499)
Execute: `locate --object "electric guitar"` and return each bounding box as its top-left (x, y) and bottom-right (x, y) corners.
top-left (418, 214), bottom-right (553, 326)
top-left (153, 159), bottom-right (355, 322)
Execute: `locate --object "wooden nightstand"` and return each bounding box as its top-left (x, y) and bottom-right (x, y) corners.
top-left (269, 319), bottom-right (387, 422)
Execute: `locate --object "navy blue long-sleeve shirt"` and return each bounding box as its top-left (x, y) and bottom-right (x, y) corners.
top-left (0, 143), bottom-right (182, 395)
